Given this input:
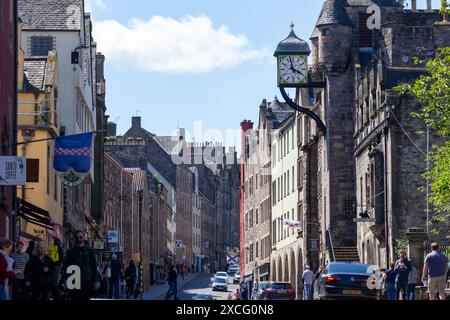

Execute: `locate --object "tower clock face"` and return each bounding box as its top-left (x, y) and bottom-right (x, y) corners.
top-left (278, 55), bottom-right (308, 84)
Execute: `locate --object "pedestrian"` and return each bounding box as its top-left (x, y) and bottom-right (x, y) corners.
top-left (302, 265), bottom-right (314, 300)
top-left (64, 230), bottom-right (99, 301)
top-left (11, 241), bottom-right (30, 300)
top-left (48, 238), bottom-right (64, 300)
top-left (407, 262), bottom-right (418, 301)
top-left (394, 250), bottom-right (411, 300)
top-left (0, 239), bottom-right (19, 301)
top-left (25, 241), bottom-right (35, 257)
top-left (227, 292), bottom-right (234, 300)
top-left (313, 266), bottom-right (323, 299)
top-left (235, 288), bottom-right (241, 300)
top-left (381, 262), bottom-right (397, 300)
top-left (422, 242), bottom-right (448, 301)
top-left (125, 260), bottom-right (138, 299)
top-left (108, 254), bottom-right (122, 299)
top-left (24, 242), bottom-right (55, 301)
top-left (165, 265), bottom-right (179, 300)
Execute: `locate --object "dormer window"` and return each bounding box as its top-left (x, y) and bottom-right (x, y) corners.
top-left (322, 28), bottom-right (331, 36)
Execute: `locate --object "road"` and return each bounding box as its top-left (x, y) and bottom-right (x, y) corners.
top-left (179, 274), bottom-right (240, 300)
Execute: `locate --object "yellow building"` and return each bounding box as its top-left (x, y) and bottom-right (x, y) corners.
top-left (16, 21), bottom-right (63, 247)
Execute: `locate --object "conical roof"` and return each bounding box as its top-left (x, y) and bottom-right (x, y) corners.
top-left (316, 0), bottom-right (351, 27)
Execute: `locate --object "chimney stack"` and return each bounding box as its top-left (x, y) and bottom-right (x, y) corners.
top-left (132, 116), bottom-right (141, 128)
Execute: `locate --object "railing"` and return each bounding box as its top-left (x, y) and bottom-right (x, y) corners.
top-left (325, 229), bottom-right (336, 262)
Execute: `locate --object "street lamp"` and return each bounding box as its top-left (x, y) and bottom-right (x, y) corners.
top-left (274, 22), bottom-right (327, 136)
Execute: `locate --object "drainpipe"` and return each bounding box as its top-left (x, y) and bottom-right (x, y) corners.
top-left (13, 0), bottom-right (19, 242)
top-left (383, 126), bottom-right (389, 268)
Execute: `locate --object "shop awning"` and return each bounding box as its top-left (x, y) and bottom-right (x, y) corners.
top-left (18, 199), bottom-right (54, 230)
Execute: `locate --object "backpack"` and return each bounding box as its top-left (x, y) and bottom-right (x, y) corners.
top-left (48, 245), bottom-right (59, 263)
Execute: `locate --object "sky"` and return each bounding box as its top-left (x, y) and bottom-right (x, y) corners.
top-left (84, 0), bottom-right (441, 148)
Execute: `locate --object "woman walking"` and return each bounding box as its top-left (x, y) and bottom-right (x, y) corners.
top-left (381, 262), bottom-right (397, 300)
top-left (25, 242), bottom-right (55, 300)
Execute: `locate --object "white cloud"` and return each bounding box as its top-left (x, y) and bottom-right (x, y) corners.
top-left (92, 15), bottom-right (271, 73)
top-left (85, 0), bottom-right (106, 12)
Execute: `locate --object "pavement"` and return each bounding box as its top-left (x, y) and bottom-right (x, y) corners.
top-left (142, 273), bottom-right (200, 300)
top-left (143, 273), bottom-right (240, 300)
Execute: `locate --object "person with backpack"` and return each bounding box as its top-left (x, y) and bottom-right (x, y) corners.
top-left (48, 238), bottom-right (64, 300)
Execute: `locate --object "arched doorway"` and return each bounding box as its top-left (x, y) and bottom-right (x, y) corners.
top-left (296, 246), bottom-right (304, 300)
top-left (270, 258), bottom-right (276, 281)
top-left (283, 253), bottom-right (289, 282)
top-left (277, 256), bottom-right (283, 281)
top-left (289, 249), bottom-right (296, 293)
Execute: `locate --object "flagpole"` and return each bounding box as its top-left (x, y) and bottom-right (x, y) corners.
top-left (12, 131), bottom-right (107, 147)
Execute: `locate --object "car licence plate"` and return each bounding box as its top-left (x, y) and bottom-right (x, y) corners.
top-left (343, 290), bottom-right (362, 295)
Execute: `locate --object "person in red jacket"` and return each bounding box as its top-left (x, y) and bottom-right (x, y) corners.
top-left (0, 239), bottom-right (19, 300)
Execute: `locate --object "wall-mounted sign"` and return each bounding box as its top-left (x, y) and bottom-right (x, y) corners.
top-left (107, 230), bottom-right (119, 244)
top-left (353, 218), bottom-right (376, 223)
top-left (175, 240), bottom-right (183, 248)
top-left (0, 157), bottom-right (26, 186)
top-left (94, 240), bottom-right (105, 250)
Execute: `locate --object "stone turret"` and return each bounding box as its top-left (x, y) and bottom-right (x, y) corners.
top-left (316, 0), bottom-right (353, 70)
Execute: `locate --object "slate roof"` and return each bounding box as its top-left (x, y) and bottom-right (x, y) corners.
top-left (23, 58), bottom-right (47, 91)
top-left (124, 168), bottom-right (147, 192)
top-left (316, 0), bottom-right (351, 27)
top-left (275, 29), bottom-right (311, 55)
top-left (19, 0), bottom-right (82, 30)
top-left (154, 136), bottom-right (182, 156)
top-left (268, 97), bottom-right (295, 128)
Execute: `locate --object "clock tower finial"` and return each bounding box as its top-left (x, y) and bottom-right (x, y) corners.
top-left (290, 21), bottom-right (295, 31)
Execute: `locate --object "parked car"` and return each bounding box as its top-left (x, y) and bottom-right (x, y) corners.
top-left (212, 277), bottom-right (229, 292)
top-left (255, 281), bottom-right (295, 300)
top-left (317, 262), bottom-right (378, 300)
top-left (193, 294), bottom-right (214, 300)
top-left (233, 271), bottom-right (241, 284)
top-left (215, 271), bottom-right (228, 280)
top-left (228, 265), bottom-right (240, 276)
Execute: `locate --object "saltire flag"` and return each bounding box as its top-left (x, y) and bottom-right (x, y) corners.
top-left (283, 219), bottom-right (302, 229)
top-left (54, 132), bottom-right (93, 174)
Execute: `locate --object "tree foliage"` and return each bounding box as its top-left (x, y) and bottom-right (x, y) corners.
top-left (395, 48), bottom-right (450, 233)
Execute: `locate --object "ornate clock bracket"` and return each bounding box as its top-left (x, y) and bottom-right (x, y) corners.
top-left (279, 85), bottom-right (327, 136)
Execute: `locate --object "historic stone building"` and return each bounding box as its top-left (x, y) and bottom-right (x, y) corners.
top-left (0, 0), bottom-right (17, 239)
top-left (349, 0), bottom-right (450, 271)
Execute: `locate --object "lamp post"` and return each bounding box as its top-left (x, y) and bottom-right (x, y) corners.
top-left (274, 23), bottom-right (327, 136)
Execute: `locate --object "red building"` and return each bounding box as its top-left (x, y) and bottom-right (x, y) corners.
top-left (0, 0), bottom-right (18, 239)
top-left (240, 121), bottom-right (253, 276)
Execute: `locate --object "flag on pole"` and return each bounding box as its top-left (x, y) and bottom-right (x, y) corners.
top-left (54, 132), bottom-right (93, 174)
top-left (283, 219), bottom-right (302, 229)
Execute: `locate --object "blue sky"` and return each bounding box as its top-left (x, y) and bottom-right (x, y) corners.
top-left (86, 0), bottom-right (442, 147)
top-left (85, 0), bottom-right (325, 146)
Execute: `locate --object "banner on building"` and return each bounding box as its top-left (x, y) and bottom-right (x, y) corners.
top-left (107, 230), bottom-right (119, 244)
top-left (54, 132), bottom-right (93, 185)
top-left (0, 157), bottom-right (26, 185)
top-left (283, 219), bottom-right (302, 229)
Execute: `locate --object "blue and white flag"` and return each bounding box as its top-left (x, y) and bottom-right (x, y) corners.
top-left (54, 132), bottom-right (93, 174)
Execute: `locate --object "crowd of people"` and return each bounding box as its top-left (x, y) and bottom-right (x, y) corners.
top-left (0, 230), bottom-right (143, 301)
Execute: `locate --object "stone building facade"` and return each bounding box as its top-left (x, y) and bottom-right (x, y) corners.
top-left (0, 0), bottom-right (17, 240)
top-left (350, 1), bottom-right (450, 271)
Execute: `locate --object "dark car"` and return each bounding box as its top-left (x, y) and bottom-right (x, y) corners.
top-left (193, 294), bottom-right (214, 300)
top-left (317, 262), bottom-right (378, 300)
top-left (256, 281), bottom-right (295, 300)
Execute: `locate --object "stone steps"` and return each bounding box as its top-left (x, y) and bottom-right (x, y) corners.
top-left (333, 247), bottom-right (361, 263)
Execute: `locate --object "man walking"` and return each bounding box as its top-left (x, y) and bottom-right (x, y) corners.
top-left (165, 265), bottom-right (179, 300)
top-left (64, 231), bottom-right (99, 301)
top-left (302, 265), bottom-right (314, 300)
top-left (422, 242), bottom-right (448, 301)
top-left (109, 254), bottom-right (123, 299)
top-left (11, 241), bottom-right (29, 300)
top-left (394, 250), bottom-right (411, 300)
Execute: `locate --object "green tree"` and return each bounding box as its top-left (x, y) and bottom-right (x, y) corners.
top-left (395, 48), bottom-right (450, 236)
